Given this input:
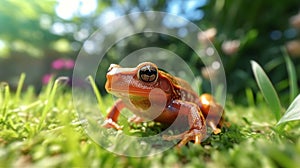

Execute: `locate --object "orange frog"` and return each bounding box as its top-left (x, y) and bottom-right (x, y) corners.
top-left (103, 62), bottom-right (224, 147)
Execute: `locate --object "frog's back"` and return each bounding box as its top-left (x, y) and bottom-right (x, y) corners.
top-left (159, 70), bottom-right (200, 104)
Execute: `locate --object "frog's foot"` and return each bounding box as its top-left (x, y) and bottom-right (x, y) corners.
top-left (208, 121), bottom-right (221, 134)
top-left (128, 115), bottom-right (144, 124)
top-left (163, 129), bottom-right (204, 147)
top-left (102, 118), bottom-right (123, 130)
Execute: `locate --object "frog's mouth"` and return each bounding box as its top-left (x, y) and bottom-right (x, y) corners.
top-left (106, 88), bottom-right (151, 98)
top-left (105, 75), bottom-right (156, 98)
top-left (107, 87), bottom-right (169, 106)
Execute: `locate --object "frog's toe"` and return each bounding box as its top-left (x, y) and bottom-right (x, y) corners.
top-left (128, 115), bottom-right (144, 123)
top-left (163, 129), bottom-right (205, 147)
top-left (213, 128), bottom-right (221, 134)
top-left (102, 119), bottom-right (123, 130)
top-left (162, 132), bottom-right (185, 141)
top-left (177, 129), bottom-right (204, 147)
top-left (208, 121), bottom-right (221, 134)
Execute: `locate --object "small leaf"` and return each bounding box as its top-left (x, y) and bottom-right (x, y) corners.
top-left (277, 94), bottom-right (300, 125)
top-left (282, 47), bottom-right (298, 102)
top-left (251, 61), bottom-right (282, 121)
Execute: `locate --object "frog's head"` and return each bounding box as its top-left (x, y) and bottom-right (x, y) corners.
top-left (105, 62), bottom-right (174, 101)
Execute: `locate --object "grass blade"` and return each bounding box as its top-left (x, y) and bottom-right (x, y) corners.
top-left (245, 87), bottom-right (255, 106)
top-left (14, 73), bottom-right (26, 103)
top-left (277, 94), bottom-right (300, 125)
top-left (251, 60), bottom-right (282, 121)
top-left (0, 82), bottom-right (10, 119)
top-left (87, 75), bottom-right (105, 113)
top-left (37, 77), bottom-right (69, 131)
top-left (282, 47), bottom-right (298, 102)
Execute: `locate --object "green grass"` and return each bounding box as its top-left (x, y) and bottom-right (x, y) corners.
top-left (0, 76), bottom-right (300, 167)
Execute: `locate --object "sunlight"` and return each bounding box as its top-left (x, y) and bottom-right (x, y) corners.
top-left (0, 40), bottom-right (5, 49)
top-left (55, 0), bottom-right (97, 20)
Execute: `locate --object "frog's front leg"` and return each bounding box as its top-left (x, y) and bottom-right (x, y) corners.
top-left (102, 99), bottom-right (125, 130)
top-left (163, 100), bottom-right (207, 147)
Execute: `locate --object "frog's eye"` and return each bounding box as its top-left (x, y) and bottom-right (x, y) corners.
top-left (138, 64), bottom-right (158, 83)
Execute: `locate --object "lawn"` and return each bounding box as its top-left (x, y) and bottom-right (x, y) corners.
top-left (0, 73), bottom-right (300, 168)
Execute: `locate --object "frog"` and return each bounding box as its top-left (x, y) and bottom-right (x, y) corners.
top-left (103, 62), bottom-right (225, 147)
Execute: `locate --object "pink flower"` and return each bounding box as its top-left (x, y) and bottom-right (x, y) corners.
top-left (64, 59), bottom-right (75, 69)
top-left (51, 58), bottom-right (75, 70)
top-left (42, 73), bottom-right (53, 84)
top-left (52, 59), bottom-right (65, 70)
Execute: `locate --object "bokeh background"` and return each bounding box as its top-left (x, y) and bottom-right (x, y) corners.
top-left (0, 0), bottom-right (299, 104)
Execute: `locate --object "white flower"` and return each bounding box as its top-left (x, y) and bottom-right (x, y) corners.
top-left (290, 13), bottom-right (300, 29)
top-left (198, 28), bottom-right (217, 44)
top-left (201, 67), bottom-right (217, 79)
top-left (221, 40), bottom-right (240, 55)
top-left (286, 40), bottom-right (300, 57)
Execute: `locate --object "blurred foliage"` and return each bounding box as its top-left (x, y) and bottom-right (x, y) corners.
top-left (0, 0), bottom-right (299, 104)
top-left (0, 0), bottom-right (62, 57)
top-left (201, 0), bottom-right (300, 104)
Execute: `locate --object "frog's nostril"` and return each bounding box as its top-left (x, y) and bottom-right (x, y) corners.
top-left (107, 64), bottom-right (119, 72)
